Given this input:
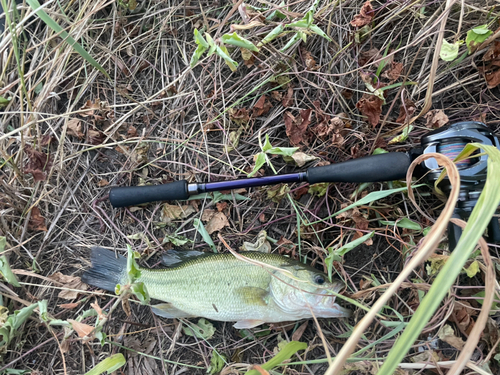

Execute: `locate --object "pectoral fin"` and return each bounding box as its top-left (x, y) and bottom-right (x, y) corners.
top-left (151, 303), bottom-right (194, 319)
top-left (233, 319), bottom-right (266, 329)
top-left (235, 286), bottom-right (270, 306)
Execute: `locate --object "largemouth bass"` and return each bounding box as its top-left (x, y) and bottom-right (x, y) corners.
top-left (82, 247), bottom-right (351, 328)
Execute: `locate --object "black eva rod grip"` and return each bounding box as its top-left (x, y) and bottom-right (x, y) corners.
top-left (306, 152), bottom-right (411, 184)
top-left (109, 180), bottom-right (189, 207)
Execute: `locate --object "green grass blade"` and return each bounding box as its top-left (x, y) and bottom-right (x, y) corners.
top-left (193, 219), bottom-right (217, 252)
top-left (25, 0), bottom-right (109, 78)
top-left (84, 353), bottom-right (126, 375)
top-left (378, 143), bottom-right (500, 374)
top-left (308, 184), bottom-right (426, 225)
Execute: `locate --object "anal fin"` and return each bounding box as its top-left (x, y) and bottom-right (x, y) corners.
top-left (151, 303), bottom-right (194, 319)
top-left (233, 319), bottom-right (266, 329)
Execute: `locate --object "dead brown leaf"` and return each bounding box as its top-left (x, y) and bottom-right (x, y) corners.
top-left (483, 69), bottom-right (500, 88)
top-left (291, 320), bottom-right (308, 341)
top-left (201, 209), bottom-right (217, 222)
top-left (477, 41), bottom-right (500, 88)
top-left (91, 300), bottom-right (106, 320)
top-left (127, 125), bottom-right (138, 138)
top-left (356, 93), bottom-right (383, 127)
top-left (97, 178), bottom-right (109, 187)
top-left (48, 272), bottom-right (88, 300)
top-left (29, 206), bottom-right (47, 232)
top-left (350, 1), bottom-right (374, 27)
top-left (284, 109), bottom-right (312, 146)
top-left (301, 48), bottom-right (317, 70)
top-left (58, 302), bottom-right (79, 310)
top-left (282, 85), bottom-right (294, 107)
top-left (438, 324), bottom-right (465, 350)
top-left (216, 202), bottom-right (228, 212)
top-left (240, 48), bottom-right (256, 66)
top-left (382, 61), bottom-right (404, 81)
top-left (395, 99), bottom-right (416, 124)
top-left (424, 109), bottom-right (448, 128)
top-left (270, 91), bottom-right (282, 101)
top-left (24, 145), bottom-right (52, 182)
top-left (67, 118), bottom-right (84, 139)
top-left (229, 108), bottom-right (251, 126)
top-left (161, 203), bottom-right (196, 224)
top-left (205, 211), bottom-right (229, 234)
top-left (252, 95), bottom-right (272, 117)
top-left (358, 48), bottom-right (381, 67)
top-left (68, 319), bottom-right (94, 338)
top-left (481, 317), bottom-right (499, 348)
top-left (452, 301), bottom-right (475, 335)
top-left (88, 129), bottom-right (106, 145)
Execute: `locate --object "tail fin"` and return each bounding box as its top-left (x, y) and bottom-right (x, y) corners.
top-left (82, 247), bottom-right (127, 292)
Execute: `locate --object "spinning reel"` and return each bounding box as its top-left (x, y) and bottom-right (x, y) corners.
top-left (419, 121), bottom-right (500, 248)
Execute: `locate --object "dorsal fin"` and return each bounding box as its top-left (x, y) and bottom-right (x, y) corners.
top-left (161, 250), bottom-right (206, 266)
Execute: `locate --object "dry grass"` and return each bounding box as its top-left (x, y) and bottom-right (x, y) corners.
top-left (1, 0), bottom-right (500, 374)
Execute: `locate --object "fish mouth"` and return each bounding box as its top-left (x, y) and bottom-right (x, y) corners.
top-left (312, 290), bottom-right (352, 318)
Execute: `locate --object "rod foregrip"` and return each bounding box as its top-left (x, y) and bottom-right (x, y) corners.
top-left (306, 152), bottom-right (411, 184)
top-left (109, 180), bottom-right (189, 207)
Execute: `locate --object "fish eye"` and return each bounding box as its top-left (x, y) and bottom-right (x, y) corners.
top-left (314, 275), bottom-right (325, 285)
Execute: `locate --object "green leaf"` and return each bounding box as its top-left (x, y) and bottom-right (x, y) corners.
top-left (257, 24), bottom-right (285, 47)
top-left (0, 96), bottom-right (11, 108)
top-left (205, 33), bottom-right (217, 56)
top-left (308, 183), bottom-right (328, 197)
top-left (126, 245), bottom-right (141, 283)
top-left (388, 125), bottom-right (414, 144)
top-left (0, 255), bottom-right (20, 287)
top-left (372, 148), bottom-right (388, 155)
top-left (221, 32), bottom-right (259, 52)
top-left (183, 318), bottom-right (216, 339)
top-left (162, 234), bottom-right (192, 246)
top-left (380, 218), bottom-right (422, 231)
top-left (216, 44), bottom-right (238, 71)
top-left (130, 282), bottom-right (150, 304)
top-left (266, 2), bottom-right (286, 20)
top-left (439, 39), bottom-right (463, 62)
top-left (38, 300), bottom-right (49, 322)
top-left (193, 219), bottom-right (217, 252)
top-left (194, 28), bottom-right (209, 48)
top-left (34, 81), bottom-right (43, 94)
top-left (246, 341), bottom-right (307, 374)
top-left (84, 353), bottom-right (126, 375)
top-left (248, 152), bottom-right (267, 177)
top-left (378, 143), bottom-right (500, 374)
top-left (472, 291), bottom-right (500, 311)
top-left (287, 20), bottom-right (309, 28)
top-left (208, 350), bottom-right (226, 375)
top-left (334, 186), bottom-right (424, 218)
top-left (280, 32), bottom-right (302, 52)
top-left (464, 260), bottom-right (480, 278)
top-left (326, 232), bottom-right (374, 281)
top-left (266, 146), bottom-right (299, 157)
top-left (262, 134), bottom-right (273, 152)
top-left (25, 0), bottom-right (109, 78)
top-left (466, 25), bottom-right (492, 53)
top-left (308, 24), bottom-right (332, 41)
top-left (190, 29), bottom-right (209, 67)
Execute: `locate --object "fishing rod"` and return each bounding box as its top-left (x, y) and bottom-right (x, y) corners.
top-left (109, 121), bottom-right (500, 248)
